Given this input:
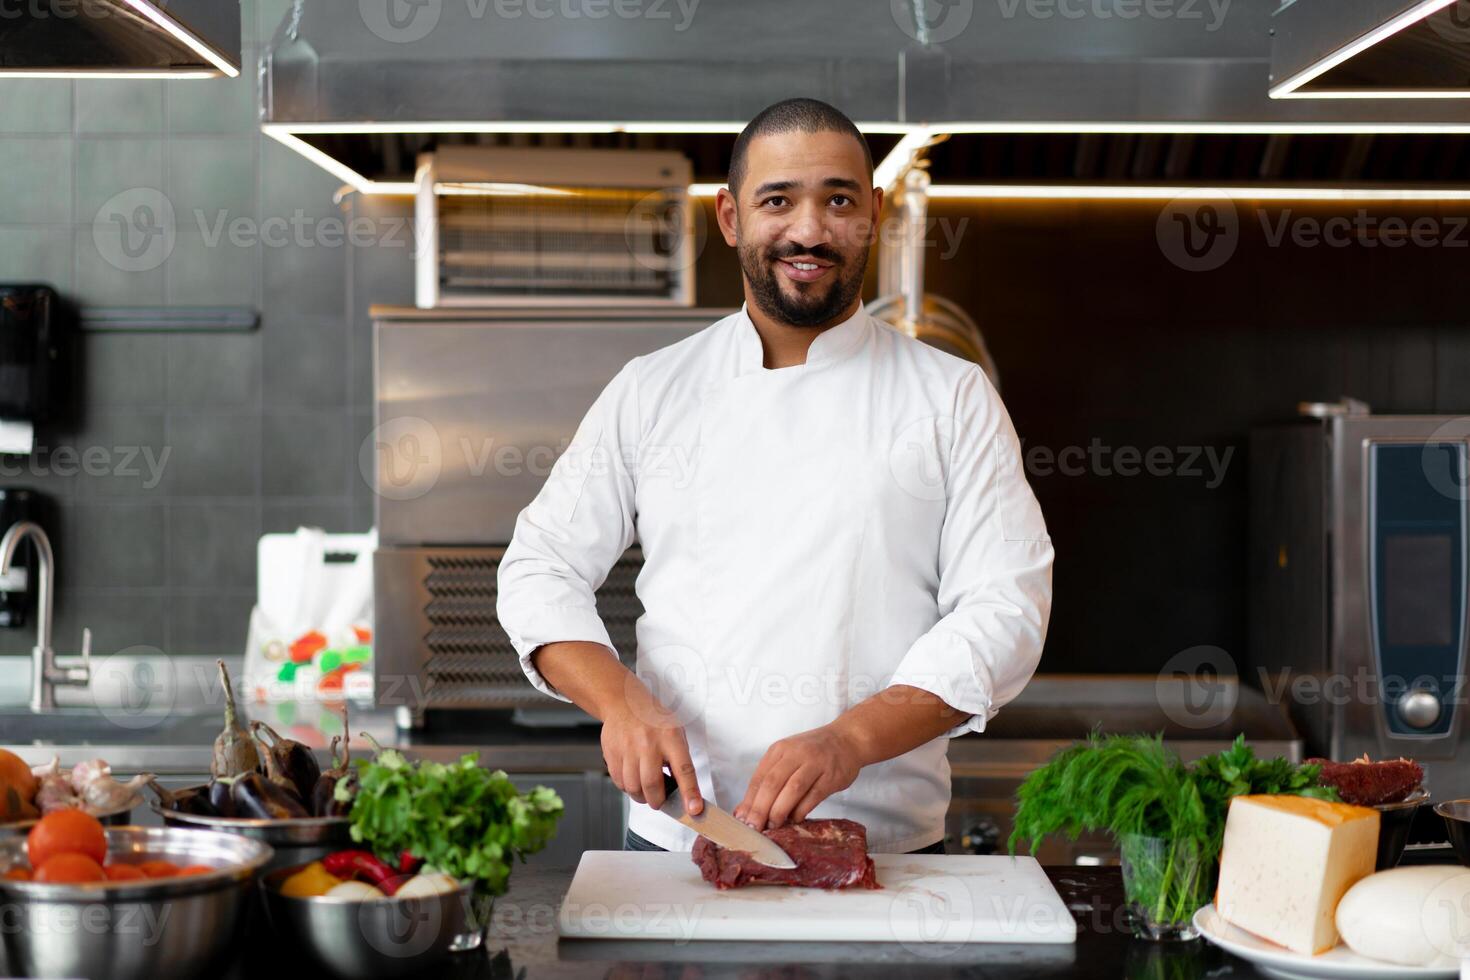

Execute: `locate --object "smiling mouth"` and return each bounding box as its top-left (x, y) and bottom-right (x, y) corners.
top-left (776, 257), bottom-right (833, 284)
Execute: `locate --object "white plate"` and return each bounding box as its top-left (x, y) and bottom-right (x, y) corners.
top-left (1193, 904), bottom-right (1459, 979)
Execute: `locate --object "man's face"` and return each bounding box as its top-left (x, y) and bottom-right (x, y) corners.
top-left (718, 130), bottom-right (882, 329)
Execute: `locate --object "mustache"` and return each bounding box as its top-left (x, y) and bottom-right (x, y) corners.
top-left (766, 243), bottom-right (842, 265)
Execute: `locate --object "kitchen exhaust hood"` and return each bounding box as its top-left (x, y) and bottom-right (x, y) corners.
top-left (0, 0), bottom-right (240, 78)
top-left (1270, 0), bottom-right (1470, 98)
top-left (261, 0), bottom-right (1470, 193)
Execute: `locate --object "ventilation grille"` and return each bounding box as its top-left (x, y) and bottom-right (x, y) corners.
top-left (437, 190), bottom-right (686, 300)
top-left (420, 550), bottom-right (643, 707)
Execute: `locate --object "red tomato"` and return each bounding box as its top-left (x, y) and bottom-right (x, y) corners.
top-left (136, 860), bottom-right (179, 879)
top-left (175, 865), bottom-right (214, 877)
top-left (2, 867), bottom-right (30, 881)
top-left (103, 863), bottom-right (147, 881)
top-left (34, 853), bottom-right (105, 884)
top-left (27, 810), bottom-right (107, 869)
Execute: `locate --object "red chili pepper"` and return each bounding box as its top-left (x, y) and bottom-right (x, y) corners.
top-left (322, 850), bottom-right (401, 895)
top-left (398, 849), bottom-right (421, 875)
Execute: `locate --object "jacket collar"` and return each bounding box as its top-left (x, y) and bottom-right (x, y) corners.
top-left (733, 301), bottom-right (870, 376)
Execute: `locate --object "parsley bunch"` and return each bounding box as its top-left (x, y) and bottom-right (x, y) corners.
top-left (339, 745), bottom-right (564, 896)
top-left (1007, 732), bottom-right (1338, 928)
top-left (1009, 732), bottom-right (1337, 861)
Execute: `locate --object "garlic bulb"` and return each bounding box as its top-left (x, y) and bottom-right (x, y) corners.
top-left (70, 759), bottom-right (151, 815)
top-left (34, 756), bottom-right (80, 815)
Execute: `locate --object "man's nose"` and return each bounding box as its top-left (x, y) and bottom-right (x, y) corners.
top-left (784, 204), bottom-right (831, 250)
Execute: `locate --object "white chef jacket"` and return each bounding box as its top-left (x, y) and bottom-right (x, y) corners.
top-left (497, 302), bottom-right (1053, 853)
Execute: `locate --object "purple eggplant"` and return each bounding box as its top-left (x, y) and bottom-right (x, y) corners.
top-left (146, 778), bottom-right (217, 817)
top-left (230, 770), bottom-right (308, 820)
top-left (251, 720), bottom-right (321, 802)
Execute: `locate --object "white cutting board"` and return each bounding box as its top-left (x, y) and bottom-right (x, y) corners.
top-left (558, 851), bottom-right (1078, 944)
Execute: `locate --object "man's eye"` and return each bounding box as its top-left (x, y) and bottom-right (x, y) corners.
top-left (762, 196), bottom-right (788, 208)
top-left (831, 195), bottom-right (853, 207)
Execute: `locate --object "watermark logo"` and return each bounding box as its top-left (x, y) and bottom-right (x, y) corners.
top-left (630, 645), bottom-right (709, 728)
top-left (1428, 0), bottom-right (1470, 44)
top-left (93, 646), bottom-right (180, 732)
top-left (888, 870), bottom-right (975, 955)
top-left (1156, 190), bottom-right (1238, 272)
top-left (624, 189), bottom-right (707, 279)
top-left (93, 188), bottom-right (175, 274)
top-left (1420, 871), bottom-right (1470, 963)
top-left (1156, 645), bottom-right (1238, 730)
top-left (360, 416), bottom-right (443, 501)
top-left (1423, 419), bottom-right (1470, 502)
top-left (889, 416), bottom-right (956, 503)
top-left (359, 890), bottom-right (448, 958)
top-left (892, 0), bottom-right (975, 43)
top-left (360, 0), bottom-right (442, 42)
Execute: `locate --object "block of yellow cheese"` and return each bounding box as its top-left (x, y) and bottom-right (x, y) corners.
top-left (1214, 794), bottom-right (1380, 955)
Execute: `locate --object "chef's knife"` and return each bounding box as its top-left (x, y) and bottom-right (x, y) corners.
top-left (657, 772), bottom-right (797, 869)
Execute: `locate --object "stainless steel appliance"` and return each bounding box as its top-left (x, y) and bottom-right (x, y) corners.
top-left (370, 306), bottom-right (734, 722)
top-left (415, 146), bottom-right (695, 310)
top-left (1250, 402), bottom-right (1469, 794)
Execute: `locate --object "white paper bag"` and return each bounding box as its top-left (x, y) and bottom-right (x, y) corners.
top-left (243, 527), bottom-right (377, 703)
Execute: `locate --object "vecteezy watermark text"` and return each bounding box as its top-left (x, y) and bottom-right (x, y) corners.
top-left (996, 0), bottom-right (1230, 31)
top-left (1020, 438), bottom-right (1234, 489)
top-left (0, 445), bottom-right (169, 489)
top-left (358, 0), bottom-right (701, 44)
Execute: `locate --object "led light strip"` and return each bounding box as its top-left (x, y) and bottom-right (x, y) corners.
top-left (0, 70), bottom-right (219, 79)
top-left (921, 184), bottom-right (1470, 201)
top-left (1268, 0), bottom-right (1462, 99)
top-left (267, 120), bottom-right (1470, 201)
top-left (266, 121), bottom-right (914, 136)
top-left (120, 0), bottom-right (239, 78)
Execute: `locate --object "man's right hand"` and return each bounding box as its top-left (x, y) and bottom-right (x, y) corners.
top-left (529, 641), bottom-right (703, 816)
top-left (601, 671), bottom-right (703, 815)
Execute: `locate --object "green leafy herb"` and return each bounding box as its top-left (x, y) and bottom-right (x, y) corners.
top-left (339, 745), bottom-right (563, 897)
top-left (1006, 731), bottom-right (1339, 927)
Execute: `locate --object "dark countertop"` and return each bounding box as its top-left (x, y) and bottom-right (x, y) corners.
top-left (0, 674), bottom-right (1301, 777)
top-left (250, 865), bottom-right (1270, 979)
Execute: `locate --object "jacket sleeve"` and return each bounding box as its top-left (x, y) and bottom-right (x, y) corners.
top-left (885, 366), bottom-right (1054, 736)
top-left (496, 361), bottom-right (641, 701)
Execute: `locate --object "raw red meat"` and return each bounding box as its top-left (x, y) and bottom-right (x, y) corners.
top-left (1305, 755), bottom-right (1423, 806)
top-left (691, 818), bottom-right (881, 890)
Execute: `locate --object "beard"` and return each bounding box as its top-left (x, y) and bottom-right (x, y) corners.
top-left (738, 239), bottom-right (868, 328)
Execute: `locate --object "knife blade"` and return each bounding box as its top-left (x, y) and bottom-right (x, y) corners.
top-left (657, 772), bottom-right (797, 869)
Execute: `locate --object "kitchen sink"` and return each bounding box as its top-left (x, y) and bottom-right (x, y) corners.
top-left (0, 706), bottom-right (222, 746)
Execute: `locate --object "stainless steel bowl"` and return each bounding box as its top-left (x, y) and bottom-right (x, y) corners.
top-left (260, 865), bottom-right (485, 980)
top-left (1373, 786), bottom-right (1429, 870)
top-left (151, 796), bottom-right (352, 874)
top-left (0, 804), bottom-right (135, 839)
top-left (0, 825), bottom-right (272, 980)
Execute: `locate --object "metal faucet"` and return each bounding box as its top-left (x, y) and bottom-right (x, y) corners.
top-left (0, 522), bottom-right (90, 711)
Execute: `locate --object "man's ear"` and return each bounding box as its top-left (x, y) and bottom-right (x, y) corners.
top-left (715, 187), bottom-right (739, 247)
top-left (869, 185), bottom-right (884, 245)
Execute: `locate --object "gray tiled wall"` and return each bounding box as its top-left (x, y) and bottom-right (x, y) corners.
top-left (0, 0), bottom-right (376, 659)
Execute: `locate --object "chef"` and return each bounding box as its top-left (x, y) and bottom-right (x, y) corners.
top-left (497, 98), bottom-right (1053, 855)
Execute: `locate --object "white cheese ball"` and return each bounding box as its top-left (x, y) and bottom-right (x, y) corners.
top-left (1336, 865), bottom-right (1470, 967)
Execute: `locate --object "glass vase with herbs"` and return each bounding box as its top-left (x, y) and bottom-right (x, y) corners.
top-left (1008, 733), bottom-right (1337, 941)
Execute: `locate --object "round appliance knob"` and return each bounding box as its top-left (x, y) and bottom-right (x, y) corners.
top-left (1399, 690), bottom-right (1442, 730)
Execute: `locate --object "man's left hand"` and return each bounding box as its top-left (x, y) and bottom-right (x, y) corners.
top-left (734, 723), bottom-right (865, 831)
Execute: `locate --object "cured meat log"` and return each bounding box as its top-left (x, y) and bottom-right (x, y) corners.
top-left (1306, 755), bottom-right (1422, 806)
top-left (692, 818), bottom-right (881, 890)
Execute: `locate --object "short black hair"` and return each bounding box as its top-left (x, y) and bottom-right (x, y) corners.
top-left (727, 98), bottom-right (874, 196)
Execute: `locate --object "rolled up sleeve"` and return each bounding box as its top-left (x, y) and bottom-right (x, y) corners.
top-left (496, 361), bottom-right (642, 701)
top-left (886, 367), bottom-right (1054, 737)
